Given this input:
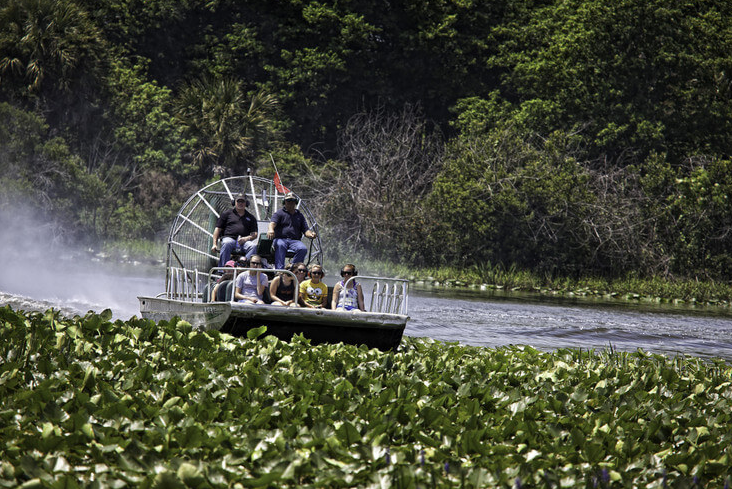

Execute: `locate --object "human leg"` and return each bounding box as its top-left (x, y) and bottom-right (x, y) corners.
top-left (289, 240), bottom-right (308, 265)
top-left (273, 239), bottom-right (288, 269)
top-left (219, 237), bottom-right (237, 267)
top-left (243, 241), bottom-right (258, 259)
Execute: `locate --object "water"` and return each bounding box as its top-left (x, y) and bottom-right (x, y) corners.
top-left (0, 259), bottom-right (162, 321)
top-left (407, 287), bottom-right (732, 360)
top-left (2, 264), bottom-right (732, 361)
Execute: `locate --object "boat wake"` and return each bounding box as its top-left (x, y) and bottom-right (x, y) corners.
top-left (0, 291), bottom-right (88, 318)
top-left (0, 252), bottom-right (162, 321)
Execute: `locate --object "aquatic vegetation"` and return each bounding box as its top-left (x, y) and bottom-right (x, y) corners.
top-left (337, 253), bottom-right (732, 307)
top-left (2, 306), bottom-right (732, 487)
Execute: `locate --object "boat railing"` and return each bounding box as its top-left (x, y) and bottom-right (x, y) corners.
top-left (165, 266), bottom-right (408, 315)
top-left (343, 276), bottom-right (409, 315)
top-left (166, 266), bottom-right (207, 302)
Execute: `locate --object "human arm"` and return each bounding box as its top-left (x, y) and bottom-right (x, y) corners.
top-left (331, 282), bottom-right (342, 309)
top-left (298, 286), bottom-right (308, 307)
top-left (356, 284), bottom-right (365, 311)
top-left (211, 227), bottom-right (223, 251)
top-left (234, 285), bottom-right (252, 303)
top-left (301, 214), bottom-right (316, 240)
top-left (298, 281), bottom-right (310, 307)
top-left (234, 274), bottom-right (258, 303)
top-left (256, 273), bottom-right (267, 298)
top-left (269, 276), bottom-right (283, 304)
top-left (237, 231), bottom-right (257, 246)
top-left (239, 216), bottom-right (258, 245)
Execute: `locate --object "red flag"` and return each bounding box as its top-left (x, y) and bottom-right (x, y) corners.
top-left (274, 171), bottom-right (290, 194)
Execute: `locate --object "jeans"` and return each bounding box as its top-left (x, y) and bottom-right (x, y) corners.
top-left (219, 237), bottom-right (257, 267)
top-left (273, 238), bottom-right (307, 269)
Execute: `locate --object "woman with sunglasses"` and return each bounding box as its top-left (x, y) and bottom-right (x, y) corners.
top-left (299, 264), bottom-right (328, 308)
top-left (234, 255), bottom-right (268, 304)
top-left (269, 262), bottom-right (303, 307)
top-left (331, 264), bottom-right (365, 312)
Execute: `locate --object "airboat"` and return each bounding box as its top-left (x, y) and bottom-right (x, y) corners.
top-left (138, 175), bottom-right (409, 350)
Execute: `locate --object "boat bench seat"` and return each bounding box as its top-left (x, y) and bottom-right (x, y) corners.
top-left (204, 278), bottom-right (274, 304)
top-left (202, 279), bottom-right (235, 303)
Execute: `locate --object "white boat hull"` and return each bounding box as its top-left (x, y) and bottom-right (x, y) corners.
top-left (138, 296), bottom-right (408, 350)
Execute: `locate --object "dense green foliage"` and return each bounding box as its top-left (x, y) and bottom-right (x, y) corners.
top-left (2, 0), bottom-right (732, 281)
top-left (2, 307), bottom-right (732, 487)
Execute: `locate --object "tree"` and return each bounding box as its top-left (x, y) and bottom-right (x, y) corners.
top-left (664, 156), bottom-right (732, 278)
top-left (0, 0), bottom-right (105, 116)
top-left (489, 0), bottom-right (732, 163)
top-left (311, 104), bottom-right (443, 263)
top-left (79, 59), bottom-right (191, 240)
top-left (0, 102), bottom-right (104, 241)
top-left (175, 77), bottom-right (278, 176)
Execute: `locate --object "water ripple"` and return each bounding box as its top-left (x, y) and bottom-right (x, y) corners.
top-left (406, 289), bottom-right (732, 360)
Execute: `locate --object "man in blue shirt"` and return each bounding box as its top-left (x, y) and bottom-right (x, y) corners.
top-left (211, 193), bottom-right (258, 267)
top-left (267, 192), bottom-right (317, 269)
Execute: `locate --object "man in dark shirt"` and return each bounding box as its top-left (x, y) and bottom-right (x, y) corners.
top-left (211, 193), bottom-right (258, 267)
top-left (266, 192), bottom-right (316, 269)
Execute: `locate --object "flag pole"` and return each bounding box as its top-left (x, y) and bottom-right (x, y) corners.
top-left (269, 153), bottom-right (290, 195)
top-left (269, 153), bottom-right (281, 181)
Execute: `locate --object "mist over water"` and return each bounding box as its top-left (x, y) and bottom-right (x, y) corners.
top-left (0, 257), bottom-right (163, 321)
top-left (0, 208), bottom-right (163, 320)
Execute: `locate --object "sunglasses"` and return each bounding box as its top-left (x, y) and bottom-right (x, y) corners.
top-left (341, 270), bottom-right (354, 275)
top-left (250, 262), bottom-right (262, 266)
top-left (311, 271), bottom-right (323, 276)
top-left (295, 269), bottom-right (307, 273)
top-left (236, 199), bottom-right (246, 203)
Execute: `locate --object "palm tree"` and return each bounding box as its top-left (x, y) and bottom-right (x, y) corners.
top-left (0, 0), bottom-right (103, 96)
top-left (175, 77), bottom-right (278, 175)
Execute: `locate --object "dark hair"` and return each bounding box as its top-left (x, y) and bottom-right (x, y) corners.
top-left (340, 264), bottom-right (358, 277)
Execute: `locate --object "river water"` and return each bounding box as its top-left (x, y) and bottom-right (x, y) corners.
top-left (407, 287), bottom-right (732, 361)
top-left (2, 263), bottom-right (732, 361)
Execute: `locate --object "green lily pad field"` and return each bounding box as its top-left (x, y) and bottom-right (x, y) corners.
top-left (1, 306), bottom-right (731, 488)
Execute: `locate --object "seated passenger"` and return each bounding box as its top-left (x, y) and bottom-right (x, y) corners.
top-left (211, 193), bottom-right (258, 268)
top-left (266, 192), bottom-right (317, 269)
top-left (331, 263), bottom-right (365, 312)
top-left (210, 260), bottom-right (235, 301)
top-left (269, 263), bottom-right (299, 307)
top-left (299, 264), bottom-right (327, 309)
top-left (234, 255), bottom-right (268, 304)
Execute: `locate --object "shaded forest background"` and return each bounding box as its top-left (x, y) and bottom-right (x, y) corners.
top-left (1, 0), bottom-right (731, 281)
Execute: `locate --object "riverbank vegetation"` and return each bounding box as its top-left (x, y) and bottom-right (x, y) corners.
top-left (2, 0), bottom-right (732, 289)
top-left (329, 251), bottom-right (732, 307)
top-left (2, 307), bottom-right (732, 487)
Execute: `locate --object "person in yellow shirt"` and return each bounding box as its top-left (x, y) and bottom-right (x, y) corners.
top-left (299, 264), bottom-right (327, 308)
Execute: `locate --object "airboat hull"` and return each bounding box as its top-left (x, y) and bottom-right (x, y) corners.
top-left (138, 296), bottom-right (407, 351)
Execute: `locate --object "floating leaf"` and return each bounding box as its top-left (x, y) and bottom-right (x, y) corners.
top-left (247, 326), bottom-right (268, 340)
